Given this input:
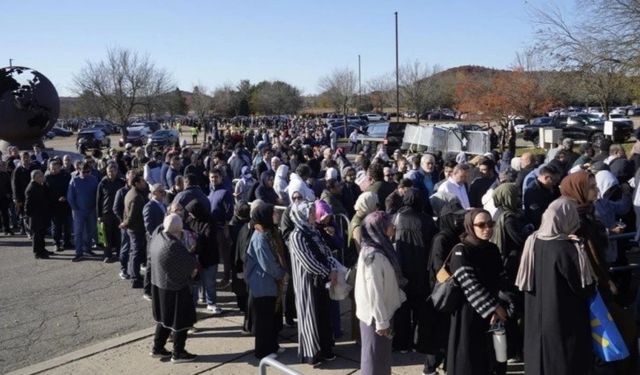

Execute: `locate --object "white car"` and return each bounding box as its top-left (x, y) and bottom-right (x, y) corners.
top-left (509, 117), bottom-right (529, 133)
top-left (364, 113), bottom-right (384, 122)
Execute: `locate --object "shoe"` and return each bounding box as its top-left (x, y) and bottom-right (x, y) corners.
top-left (171, 351), bottom-right (197, 363)
top-left (119, 271), bottom-right (130, 280)
top-left (277, 347), bottom-right (286, 354)
top-left (5, 231), bottom-right (14, 236)
top-left (322, 354), bottom-right (337, 361)
top-left (71, 255), bottom-right (84, 262)
top-left (131, 280), bottom-right (143, 289)
top-left (216, 280), bottom-right (231, 290)
top-left (35, 253), bottom-right (50, 259)
top-left (142, 293), bottom-right (152, 302)
top-left (85, 250), bottom-right (96, 257)
top-left (103, 256), bottom-right (116, 263)
top-left (55, 245), bottom-right (64, 252)
top-left (206, 304), bottom-right (223, 315)
top-left (150, 348), bottom-right (172, 358)
top-left (45, 250), bottom-right (54, 255)
top-left (188, 326), bottom-right (198, 334)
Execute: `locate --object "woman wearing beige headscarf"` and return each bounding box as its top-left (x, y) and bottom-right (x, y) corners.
top-left (348, 192), bottom-right (379, 251)
top-left (516, 197), bottom-right (595, 375)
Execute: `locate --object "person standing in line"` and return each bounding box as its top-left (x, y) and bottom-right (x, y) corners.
top-left (121, 175), bottom-right (149, 288)
top-left (355, 211), bottom-right (407, 375)
top-left (12, 151), bottom-right (34, 235)
top-left (516, 197), bottom-right (595, 375)
top-left (149, 214), bottom-right (198, 363)
top-left (67, 162), bottom-right (99, 262)
top-left (97, 162), bottom-right (126, 263)
top-left (245, 202), bottom-right (287, 359)
top-left (114, 170), bottom-right (135, 279)
top-left (288, 200), bottom-right (338, 365)
top-left (143, 183), bottom-right (168, 300)
top-left (208, 169), bottom-right (234, 291)
top-left (447, 208), bottom-right (508, 375)
top-left (437, 164), bottom-right (471, 210)
top-left (45, 159), bottom-right (71, 250)
top-left (25, 170), bottom-right (52, 259)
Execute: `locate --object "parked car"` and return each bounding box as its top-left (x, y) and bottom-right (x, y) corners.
top-left (523, 114), bottom-right (632, 145)
top-left (49, 126), bottom-right (73, 137)
top-left (119, 126), bottom-right (151, 147)
top-left (627, 106), bottom-right (640, 116)
top-left (510, 117), bottom-right (529, 133)
top-left (87, 122), bottom-right (116, 135)
top-left (149, 129), bottom-right (180, 147)
top-left (76, 129), bottom-right (110, 153)
top-left (608, 113), bottom-right (634, 128)
top-left (356, 122), bottom-right (407, 154)
top-left (363, 113), bottom-right (384, 122)
top-left (427, 111), bottom-right (456, 120)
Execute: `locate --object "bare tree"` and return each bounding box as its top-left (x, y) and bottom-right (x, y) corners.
top-left (212, 84), bottom-right (236, 117)
top-left (319, 68), bottom-right (357, 115)
top-left (73, 47), bottom-right (171, 135)
top-left (529, 1), bottom-right (637, 114)
top-left (139, 69), bottom-right (174, 119)
top-left (366, 73), bottom-right (393, 112)
top-left (400, 61), bottom-right (440, 123)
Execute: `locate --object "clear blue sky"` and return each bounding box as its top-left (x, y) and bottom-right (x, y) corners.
top-left (2, 0), bottom-right (572, 96)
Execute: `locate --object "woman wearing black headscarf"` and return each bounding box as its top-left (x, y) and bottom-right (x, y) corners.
top-left (423, 200), bottom-right (465, 375)
top-left (447, 208), bottom-right (508, 375)
top-left (255, 170), bottom-right (280, 205)
top-left (391, 188), bottom-right (436, 353)
top-left (355, 211), bottom-right (406, 375)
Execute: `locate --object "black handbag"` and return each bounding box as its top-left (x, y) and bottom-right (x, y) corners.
top-left (429, 245), bottom-right (463, 313)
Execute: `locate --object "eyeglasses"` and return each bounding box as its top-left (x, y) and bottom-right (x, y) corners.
top-left (473, 221), bottom-right (495, 229)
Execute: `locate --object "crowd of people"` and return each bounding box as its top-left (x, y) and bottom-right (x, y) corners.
top-left (7, 117), bottom-right (640, 373)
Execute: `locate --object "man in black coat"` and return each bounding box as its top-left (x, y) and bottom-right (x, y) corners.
top-left (523, 165), bottom-right (560, 229)
top-left (45, 159), bottom-right (72, 251)
top-left (366, 162), bottom-right (396, 210)
top-left (25, 170), bottom-right (51, 259)
top-left (97, 162), bottom-right (126, 262)
top-left (12, 151), bottom-right (35, 235)
top-left (121, 175), bottom-right (149, 288)
top-left (114, 170), bottom-right (135, 280)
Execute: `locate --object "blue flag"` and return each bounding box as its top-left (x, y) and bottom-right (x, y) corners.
top-left (589, 291), bottom-right (629, 362)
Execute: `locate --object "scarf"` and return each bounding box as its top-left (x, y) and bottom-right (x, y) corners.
top-left (462, 208), bottom-right (492, 246)
top-left (240, 165), bottom-right (253, 184)
top-left (290, 201), bottom-right (334, 267)
top-left (360, 211), bottom-right (407, 287)
top-left (559, 170), bottom-right (594, 214)
top-left (595, 170), bottom-right (618, 199)
top-left (515, 197), bottom-right (595, 292)
top-left (491, 183), bottom-right (520, 253)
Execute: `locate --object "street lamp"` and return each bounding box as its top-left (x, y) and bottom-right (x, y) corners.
top-left (395, 12), bottom-right (400, 122)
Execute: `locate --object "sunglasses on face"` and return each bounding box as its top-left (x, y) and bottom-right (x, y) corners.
top-left (473, 221), bottom-right (495, 229)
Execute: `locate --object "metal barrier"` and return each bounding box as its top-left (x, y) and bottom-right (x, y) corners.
top-left (258, 356), bottom-right (302, 375)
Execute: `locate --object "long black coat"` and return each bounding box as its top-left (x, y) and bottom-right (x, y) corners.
top-left (25, 182), bottom-right (50, 228)
top-left (523, 238), bottom-right (595, 375)
top-left (447, 240), bottom-right (505, 375)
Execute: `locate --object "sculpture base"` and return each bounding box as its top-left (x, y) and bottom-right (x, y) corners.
top-left (0, 138), bottom-right (45, 153)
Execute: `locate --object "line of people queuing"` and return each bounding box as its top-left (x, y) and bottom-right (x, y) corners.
top-left (11, 118), bottom-right (640, 372)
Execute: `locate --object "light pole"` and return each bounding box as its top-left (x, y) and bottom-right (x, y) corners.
top-left (9, 58), bottom-right (13, 67)
top-left (358, 54), bottom-right (362, 113)
top-left (395, 12), bottom-right (400, 122)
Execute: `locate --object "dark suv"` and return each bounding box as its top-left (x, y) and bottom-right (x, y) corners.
top-left (523, 114), bottom-right (632, 145)
top-left (76, 129), bottom-right (111, 153)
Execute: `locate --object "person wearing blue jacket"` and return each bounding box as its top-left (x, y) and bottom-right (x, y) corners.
top-left (208, 168), bottom-right (234, 286)
top-left (67, 162), bottom-right (99, 262)
top-left (245, 202), bottom-right (286, 359)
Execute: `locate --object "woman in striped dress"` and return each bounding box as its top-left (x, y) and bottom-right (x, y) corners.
top-left (288, 200), bottom-right (338, 365)
top-left (447, 208), bottom-right (509, 375)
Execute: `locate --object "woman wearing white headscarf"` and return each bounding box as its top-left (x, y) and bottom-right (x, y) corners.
top-left (348, 192), bottom-right (379, 251)
top-left (274, 164), bottom-right (290, 205)
top-left (594, 169), bottom-right (631, 262)
top-left (516, 197), bottom-right (595, 375)
top-left (288, 200), bottom-right (339, 365)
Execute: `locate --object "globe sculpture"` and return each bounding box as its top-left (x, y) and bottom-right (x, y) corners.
top-left (0, 66), bottom-right (60, 149)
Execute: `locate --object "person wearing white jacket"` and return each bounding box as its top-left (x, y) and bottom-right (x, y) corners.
top-left (355, 211), bottom-right (406, 375)
top-left (285, 165), bottom-right (315, 203)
